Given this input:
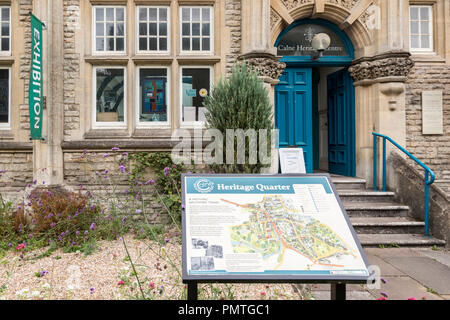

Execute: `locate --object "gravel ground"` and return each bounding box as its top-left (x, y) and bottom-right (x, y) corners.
top-left (0, 234), bottom-right (308, 300)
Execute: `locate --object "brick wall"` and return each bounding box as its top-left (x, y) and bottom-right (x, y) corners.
top-left (405, 64), bottom-right (450, 187)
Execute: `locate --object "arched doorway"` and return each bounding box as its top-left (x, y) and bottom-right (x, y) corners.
top-left (275, 19), bottom-right (356, 177)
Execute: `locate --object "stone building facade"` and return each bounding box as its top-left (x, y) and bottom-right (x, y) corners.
top-left (0, 0), bottom-right (448, 203)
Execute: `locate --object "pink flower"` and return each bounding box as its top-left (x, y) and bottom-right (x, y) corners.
top-left (260, 291), bottom-right (266, 296)
top-left (408, 297), bottom-right (417, 300)
top-left (16, 243), bottom-right (26, 251)
top-left (376, 297), bottom-right (387, 300)
top-left (117, 280), bottom-right (125, 286)
top-left (149, 282), bottom-right (155, 290)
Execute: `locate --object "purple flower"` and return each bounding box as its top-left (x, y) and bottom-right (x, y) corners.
top-left (84, 230), bottom-right (89, 235)
top-left (90, 204), bottom-right (96, 210)
top-left (145, 179), bottom-right (155, 185)
top-left (135, 209), bottom-right (142, 214)
top-left (90, 287), bottom-right (95, 294)
top-left (163, 166), bottom-right (171, 177)
top-left (40, 270), bottom-right (48, 277)
top-left (122, 152), bottom-right (128, 157)
top-left (50, 222), bottom-right (56, 228)
top-left (90, 223), bottom-right (96, 231)
top-left (8, 243), bottom-right (12, 247)
top-left (103, 153), bottom-right (109, 158)
top-left (75, 230), bottom-right (80, 236)
top-left (111, 147), bottom-right (120, 151)
top-left (181, 204), bottom-right (185, 209)
top-left (104, 169), bottom-right (109, 174)
top-left (380, 291), bottom-right (389, 298)
top-left (119, 165), bottom-right (126, 173)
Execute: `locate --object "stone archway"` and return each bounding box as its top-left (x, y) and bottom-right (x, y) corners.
top-left (238, 0), bottom-right (415, 183)
top-left (270, 0), bottom-right (373, 59)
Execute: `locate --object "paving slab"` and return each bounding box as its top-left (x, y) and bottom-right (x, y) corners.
top-left (366, 276), bottom-right (443, 300)
top-left (416, 249), bottom-right (450, 268)
top-left (383, 256), bottom-right (450, 295)
top-left (364, 247), bottom-right (423, 258)
top-left (365, 253), bottom-right (405, 276)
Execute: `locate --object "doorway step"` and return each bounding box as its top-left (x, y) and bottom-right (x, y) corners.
top-left (332, 175), bottom-right (446, 248)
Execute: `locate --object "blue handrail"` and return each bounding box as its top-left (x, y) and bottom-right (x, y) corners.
top-left (372, 132), bottom-right (435, 237)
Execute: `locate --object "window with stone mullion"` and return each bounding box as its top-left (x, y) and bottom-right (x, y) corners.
top-left (94, 6), bottom-right (125, 53)
top-left (181, 7), bottom-right (211, 52)
top-left (138, 6), bottom-right (168, 52)
top-left (0, 7), bottom-right (10, 52)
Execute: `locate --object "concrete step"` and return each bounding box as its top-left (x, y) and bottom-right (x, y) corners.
top-left (350, 217), bottom-right (425, 234)
top-left (331, 176), bottom-right (367, 190)
top-left (343, 201), bottom-right (410, 217)
top-left (358, 233), bottom-right (446, 248)
top-left (337, 190), bottom-right (396, 202)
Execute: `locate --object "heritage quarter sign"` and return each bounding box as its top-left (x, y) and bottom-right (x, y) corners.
top-left (181, 174), bottom-right (370, 282)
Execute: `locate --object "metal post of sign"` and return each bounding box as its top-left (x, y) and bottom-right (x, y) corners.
top-left (330, 283), bottom-right (346, 300)
top-left (187, 282), bottom-right (198, 300)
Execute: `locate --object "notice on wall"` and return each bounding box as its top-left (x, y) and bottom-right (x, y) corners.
top-left (182, 174), bottom-right (370, 281)
top-left (279, 148), bottom-right (306, 174)
top-left (422, 90), bottom-right (443, 135)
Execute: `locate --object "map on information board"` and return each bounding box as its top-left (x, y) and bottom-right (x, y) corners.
top-left (182, 174), bottom-right (370, 281)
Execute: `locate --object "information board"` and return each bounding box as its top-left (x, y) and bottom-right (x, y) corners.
top-left (182, 174), bottom-right (370, 282)
top-left (279, 148), bottom-right (306, 174)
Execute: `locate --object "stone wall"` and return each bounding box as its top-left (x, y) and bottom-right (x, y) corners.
top-left (388, 151), bottom-right (449, 248)
top-left (0, 152), bottom-right (33, 187)
top-left (19, 0), bottom-right (33, 132)
top-left (63, 151), bottom-right (130, 186)
top-left (225, 0), bottom-right (242, 74)
top-left (405, 64), bottom-right (450, 184)
top-left (63, 0), bottom-right (81, 141)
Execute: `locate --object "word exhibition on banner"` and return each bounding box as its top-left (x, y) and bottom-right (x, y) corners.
top-left (29, 13), bottom-right (44, 140)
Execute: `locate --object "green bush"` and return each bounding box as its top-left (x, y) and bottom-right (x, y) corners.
top-left (203, 62), bottom-right (274, 173)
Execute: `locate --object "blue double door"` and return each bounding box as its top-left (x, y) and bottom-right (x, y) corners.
top-left (275, 67), bottom-right (355, 176)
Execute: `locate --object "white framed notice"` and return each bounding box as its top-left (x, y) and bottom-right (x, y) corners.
top-left (279, 148), bottom-right (306, 174)
top-left (422, 91), bottom-right (443, 135)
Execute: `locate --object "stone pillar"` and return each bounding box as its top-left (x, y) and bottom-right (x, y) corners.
top-left (33, 0), bottom-right (64, 185)
top-left (239, 0), bottom-right (286, 173)
top-left (349, 0), bottom-right (414, 185)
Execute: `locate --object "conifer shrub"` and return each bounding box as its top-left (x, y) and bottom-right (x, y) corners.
top-left (203, 62), bottom-right (274, 173)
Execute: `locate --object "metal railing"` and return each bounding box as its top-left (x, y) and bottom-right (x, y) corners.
top-left (372, 132), bottom-right (435, 237)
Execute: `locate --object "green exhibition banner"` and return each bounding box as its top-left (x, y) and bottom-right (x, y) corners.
top-left (29, 13), bottom-right (44, 140)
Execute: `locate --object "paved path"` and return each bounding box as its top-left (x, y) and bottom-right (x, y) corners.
top-left (308, 247), bottom-right (450, 300)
